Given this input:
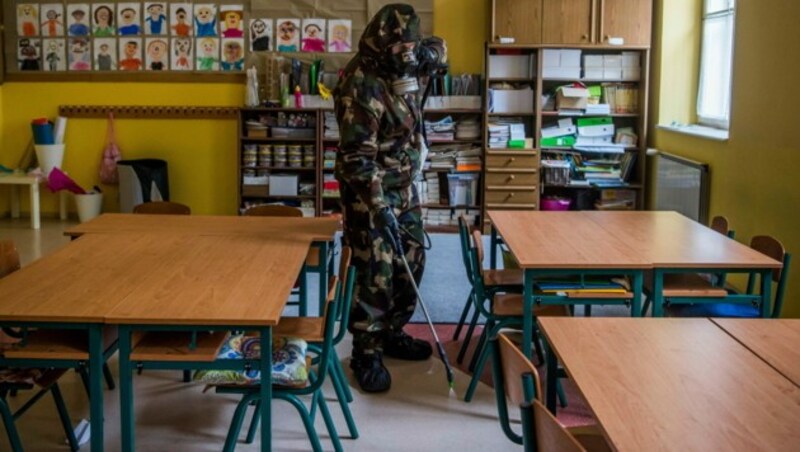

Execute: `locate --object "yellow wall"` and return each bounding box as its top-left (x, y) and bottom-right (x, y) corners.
top-left (651, 0), bottom-right (800, 317)
top-left (0, 0), bottom-right (487, 216)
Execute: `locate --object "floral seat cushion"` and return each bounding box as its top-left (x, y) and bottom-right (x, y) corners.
top-left (193, 335), bottom-right (308, 387)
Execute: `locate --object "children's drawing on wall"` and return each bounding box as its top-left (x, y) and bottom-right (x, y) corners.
top-left (66, 4), bottom-right (90, 37)
top-left (94, 38), bottom-right (117, 70)
top-left (43, 39), bottom-right (66, 71)
top-left (118, 3), bottom-right (141, 36)
top-left (68, 38), bottom-right (91, 71)
top-left (146, 38), bottom-right (169, 70)
top-left (171, 38), bottom-right (193, 70)
top-left (17, 39), bottom-right (41, 71)
top-left (221, 39), bottom-right (244, 71)
top-left (196, 37), bottom-right (219, 71)
top-left (144, 3), bottom-right (167, 36)
top-left (328, 20), bottom-right (352, 53)
top-left (219, 6), bottom-right (244, 38)
top-left (194, 4), bottom-right (218, 37)
top-left (119, 38), bottom-right (143, 71)
top-left (249, 19), bottom-right (272, 52)
top-left (276, 19), bottom-right (300, 52)
top-left (40, 4), bottom-right (64, 37)
top-left (301, 19), bottom-right (326, 53)
top-left (170, 3), bottom-right (192, 36)
top-left (17, 4), bottom-right (39, 37)
top-left (92, 4), bottom-right (116, 37)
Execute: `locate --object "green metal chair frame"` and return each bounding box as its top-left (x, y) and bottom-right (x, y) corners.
top-left (214, 277), bottom-right (344, 452)
top-left (0, 373), bottom-right (79, 452)
top-left (452, 216), bottom-right (478, 359)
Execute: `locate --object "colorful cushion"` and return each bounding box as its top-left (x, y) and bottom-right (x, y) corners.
top-left (193, 335), bottom-right (308, 387)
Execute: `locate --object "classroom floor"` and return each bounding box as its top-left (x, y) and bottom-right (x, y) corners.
top-left (0, 218), bottom-right (518, 451)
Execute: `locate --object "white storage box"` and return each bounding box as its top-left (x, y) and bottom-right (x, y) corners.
top-left (490, 87), bottom-right (535, 113)
top-left (560, 49), bottom-right (582, 67)
top-left (603, 55), bottom-right (623, 68)
top-left (489, 55), bottom-right (533, 78)
top-left (583, 55), bottom-right (604, 68)
top-left (543, 67), bottom-right (581, 79)
top-left (543, 49), bottom-right (582, 68)
top-left (603, 68), bottom-right (624, 80)
top-left (621, 52), bottom-right (641, 68)
top-left (622, 68), bottom-right (641, 81)
top-left (584, 68), bottom-right (604, 79)
top-left (268, 174), bottom-right (299, 196)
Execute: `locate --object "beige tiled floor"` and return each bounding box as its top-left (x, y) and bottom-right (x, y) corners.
top-left (0, 218), bottom-right (516, 451)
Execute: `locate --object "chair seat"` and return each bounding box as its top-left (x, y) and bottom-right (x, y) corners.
top-left (484, 268), bottom-right (523, 287)
top-left (568, 425), bottom-right (613, 452)
top-left (493, 293), bottom-right (571, 317)
top-left (273, 317), bottom-right (324, 343)
top-left (0, 367), bottom-right (67, 388)
top-left (645, 273), bottom-right (729, 297)
top-left (665, 302), bottom-right (760, 318)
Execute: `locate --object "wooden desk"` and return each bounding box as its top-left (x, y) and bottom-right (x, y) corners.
top-left (712, 318), bottom-right (800, 387)
top-left (539, 317), bottom-right (800, 451)
top-left (105, 233), bottom-right (312, 452)
top-left (487, 210), bottom-right (650, 360)
top-left (584, 211), bottom-right (782, 317)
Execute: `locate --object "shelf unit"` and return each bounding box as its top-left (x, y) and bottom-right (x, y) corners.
top-left (482, 43), bottom-right (650, 230)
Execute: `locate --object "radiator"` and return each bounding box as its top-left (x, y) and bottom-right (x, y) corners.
top-left (653, 152), bottom-right (709, 224)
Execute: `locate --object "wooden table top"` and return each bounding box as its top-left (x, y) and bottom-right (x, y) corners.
top-left (538, 317), bottom-right (800, 451)
top-left (487, 210), bottom-right (649, 269)
top-left (64, 213), bottom-right (339, 242)
top-left (583, 211), bottom-right (782, 269)
top-left (712, 318), bottom-right (800, 387)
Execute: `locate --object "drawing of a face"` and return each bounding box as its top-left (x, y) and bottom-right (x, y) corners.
top-left (99, 44), bottom-right (110, 55)
top-left (47, 40), bottom-right (58, 52)
top-left (223, 12), bottom-right (241, 29)
top-left (224, 41), bottom-right (242, 62)
top-left (46, 10), bottom-right (59, 21)
top-left (251, 20), bottom-right (266, 36)
top-left (20, 5), bottom-right (35, 18)
top-left (125, 42), bottom-right (138, 58)
top-left (71, 40), bottom-right (87, 54)
top-left (148, 40), bottom-right (167, 61)
top-left (72, 10), bottom-right (86, 24)
top-left (175, 38), bottom-right (191, 55)
top-left (95, 6), bottom-right (111, 26)
top-left (305, 24), bottom-right (321, 39)
top-left (279, 21), bottom-right (296, 42)
top-left (200, 38), bottom-right (216, 56)
top-left (148, 4), bottom-right (163, 18)
top-left (20, 40), bottom-right (36, 59)
top-left (333, 25), bottom-right (347, 41)
top-left (197, 7), bottom-right (212, 24)
top-left (176, 8), bottom-right (187, 22)
top-left (121, 8), bottom-right (136, 25)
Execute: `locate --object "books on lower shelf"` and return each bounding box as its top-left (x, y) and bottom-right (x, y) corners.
top-left (489, 118), bottom-right (528, 149)
top-left (323, 111), bottom-right (339, 140)
top-left (425, 144), bottom-right (482, 172)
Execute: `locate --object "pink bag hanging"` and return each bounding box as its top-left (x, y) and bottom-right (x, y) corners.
top-left (99, 113), bottom-right (122, 184)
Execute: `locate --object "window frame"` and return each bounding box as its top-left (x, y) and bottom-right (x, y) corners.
top-left (696, 0), bottom-right (736, 130)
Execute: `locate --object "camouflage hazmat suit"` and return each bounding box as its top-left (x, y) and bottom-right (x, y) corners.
top-left (334, 5), bottom-right (446, 354)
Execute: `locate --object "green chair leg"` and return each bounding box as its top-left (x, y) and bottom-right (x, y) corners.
top-left (276, 393), bottom-right (324, 452)
top-left (245, 401), bottom-right (261, 445)
top-left (328, 360), bottom-right (359, 439)
top-left (468, 324), bottom-right (489, 372)
top-left (78, 367), bottom-right (90, 396)
top-left (103, 363), bottom-right (116, 390)
top-left (465, 325), bottom-right (496, 402)
top-left (316, 391), bottom-right (344, 452)
top-left (532, 332), bottom-right (545, 366)
top-left (452, 290), bottom-right (474, 341)
top-left (0, 397), bottom-right (23, 452)
top-left (331, 350), bottom-right (353, 403)
top-left (223, 393), bottom-right (259, 452)
top-left (51, 383), bottom-right (80, 452)
top-left (457, 307), bottom-right (482, 365)
top-left (556, 379), bottom-right (568, 408)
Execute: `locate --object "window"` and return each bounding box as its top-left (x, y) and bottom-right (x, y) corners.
top-left (697, 0), bottom-right (736, 130)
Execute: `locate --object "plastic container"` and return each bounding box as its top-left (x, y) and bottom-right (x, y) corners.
top-left (34, 144), bottom-right (65, 176)
top-left (31, 122), bottom-right (55, 145)
top-left (541, 197), bottom-right (572, 211)
top-left (271, 127), bottom-right (315, 139)
top-left (74, 192), bottom-right (103, 223)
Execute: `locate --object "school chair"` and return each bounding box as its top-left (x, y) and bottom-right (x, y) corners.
top-left (464, 231), bottom-right (571, 404)
top-left (132, 201), bottom-right (191, 215)
top-left (494, 334), bottom-right (610, 451)
top-left (243, 204), bottom-right (333, 318)
top-left (454, 219), bottom-right (523, 366)
top-left (520, 399), bottom-right (611, 452)
top-left (708, 215), bottom-right (736, 287)
top-left (662, 235), bottom-right (791, 318)
top-left (210, 276), bottom-right (344, 452)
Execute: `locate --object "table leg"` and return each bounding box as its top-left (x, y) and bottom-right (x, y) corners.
top-left (10, 185), bottom-right (20, 219)
top-left (489, 226), bottom-right (498, 270)
top-left (119, 326), bottom-right (134, 452)
top-left (29, 183), bottom-right (40, 230)
top-left (652, 269), bottom-right (664, 317)
top-left (545, 338), bottom-right (557, 414)
top-left (631, 270), bottom-right (643, 317)
top-left (89, 324), bottom-right (105, 452)
top-left (260, 327), bottom-right (272, 452)
top-left (318, 241), bottom-right (328, 317)
top-left (760, 270), bottom-right (772, 318)
top-left (522, 269), bottom-right (534, 358)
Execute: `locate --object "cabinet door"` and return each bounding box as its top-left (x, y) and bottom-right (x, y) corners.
top-left (542, 0), bottom-right (595, 44)
top-left (599, 0), bottom-right (653, 45)
top-left (493, 0), bottom-right (543, 44)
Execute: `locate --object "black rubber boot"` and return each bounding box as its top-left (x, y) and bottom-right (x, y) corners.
top-left (350, 351), bottom-right (391, 393)
top-left (383, 330), bottom-right (433, 361)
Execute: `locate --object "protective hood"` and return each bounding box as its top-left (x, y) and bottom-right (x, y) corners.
top-left (358, 3), bottom-right (422, 66)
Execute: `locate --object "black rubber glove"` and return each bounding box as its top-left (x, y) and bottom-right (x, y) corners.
top-left (374, 207), bottom-right (404, 255)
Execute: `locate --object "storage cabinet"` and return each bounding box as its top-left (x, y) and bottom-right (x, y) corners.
top-left (542, 0), bottom-right (595, 45)
top-left (598, 0), bottom-right (653, 46)
top-left (492, 0), bottom-right (543, 44)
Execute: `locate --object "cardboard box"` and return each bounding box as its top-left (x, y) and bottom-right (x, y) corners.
top-left (556, 86), bottom-right (589, 110)
top-left (490, 87), bottom-right (535, 113)
top-left (489, 55), bottom-right (532, 78)
top-left (268, 174), bottom-right (299, 196)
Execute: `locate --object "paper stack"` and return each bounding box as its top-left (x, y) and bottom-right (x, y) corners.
top-left (488, 122), bottom-right (510, 149)
top-left (455, 117), bottom-right (481, 141)
top-left (324, 111), bottom-right (339, 139)
top-left (428, 145), bottom-right (457, 170)
top-left (574, 117), bottom-right (626, 154)
top-left (425, 116), bottom-right (456, 142)
top-left (455, 146), bottom-right (482, 172)
top-left (540, 118), bottom-right (577, 148)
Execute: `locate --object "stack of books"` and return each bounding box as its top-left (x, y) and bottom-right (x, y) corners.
top-left (323, 111), bottom-right (339, 139)
top-left (488, 122), bottom-right (510, 148)
top-left (455, 146), bottom-right (482, 172)
top-left (455, 117), bottom-right (481, 141)
top-left (602, 83), bottom-right (639, 114)
top-left (427, 145), bottom-right (457, 171)
top-left (424, 116), bottom-right (456, 142)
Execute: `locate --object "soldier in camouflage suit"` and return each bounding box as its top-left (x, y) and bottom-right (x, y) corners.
top-left (334, 3), bottom-right (447, 392)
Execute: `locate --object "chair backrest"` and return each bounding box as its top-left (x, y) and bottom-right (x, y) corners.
top-left (458, 215), bottom-right (475, 283)
top-left (710, 216), bottom-right (730, 236)
top-left (333, 246), bottom-right (356, 345)
top-left (133, 201), bottom-right (191, 215)
top-left (0, 240), bottom-right (21, 279)
top-left (520, 401), bottom-right (587, 452)
top-left (750, 235), bottom-right (791, 317)
top-left (471, 229), bottom-right (485, 277)
top-left (244, 205), bottom-right (303, 217)
top-left (497, 333), bottom-right (542, 407)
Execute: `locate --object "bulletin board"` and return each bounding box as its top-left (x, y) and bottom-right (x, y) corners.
top-left (2, 0), bottom-right (433, 83)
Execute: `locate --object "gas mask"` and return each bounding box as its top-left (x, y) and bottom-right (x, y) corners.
top-left (389, 42), bottom-right (421, 95)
